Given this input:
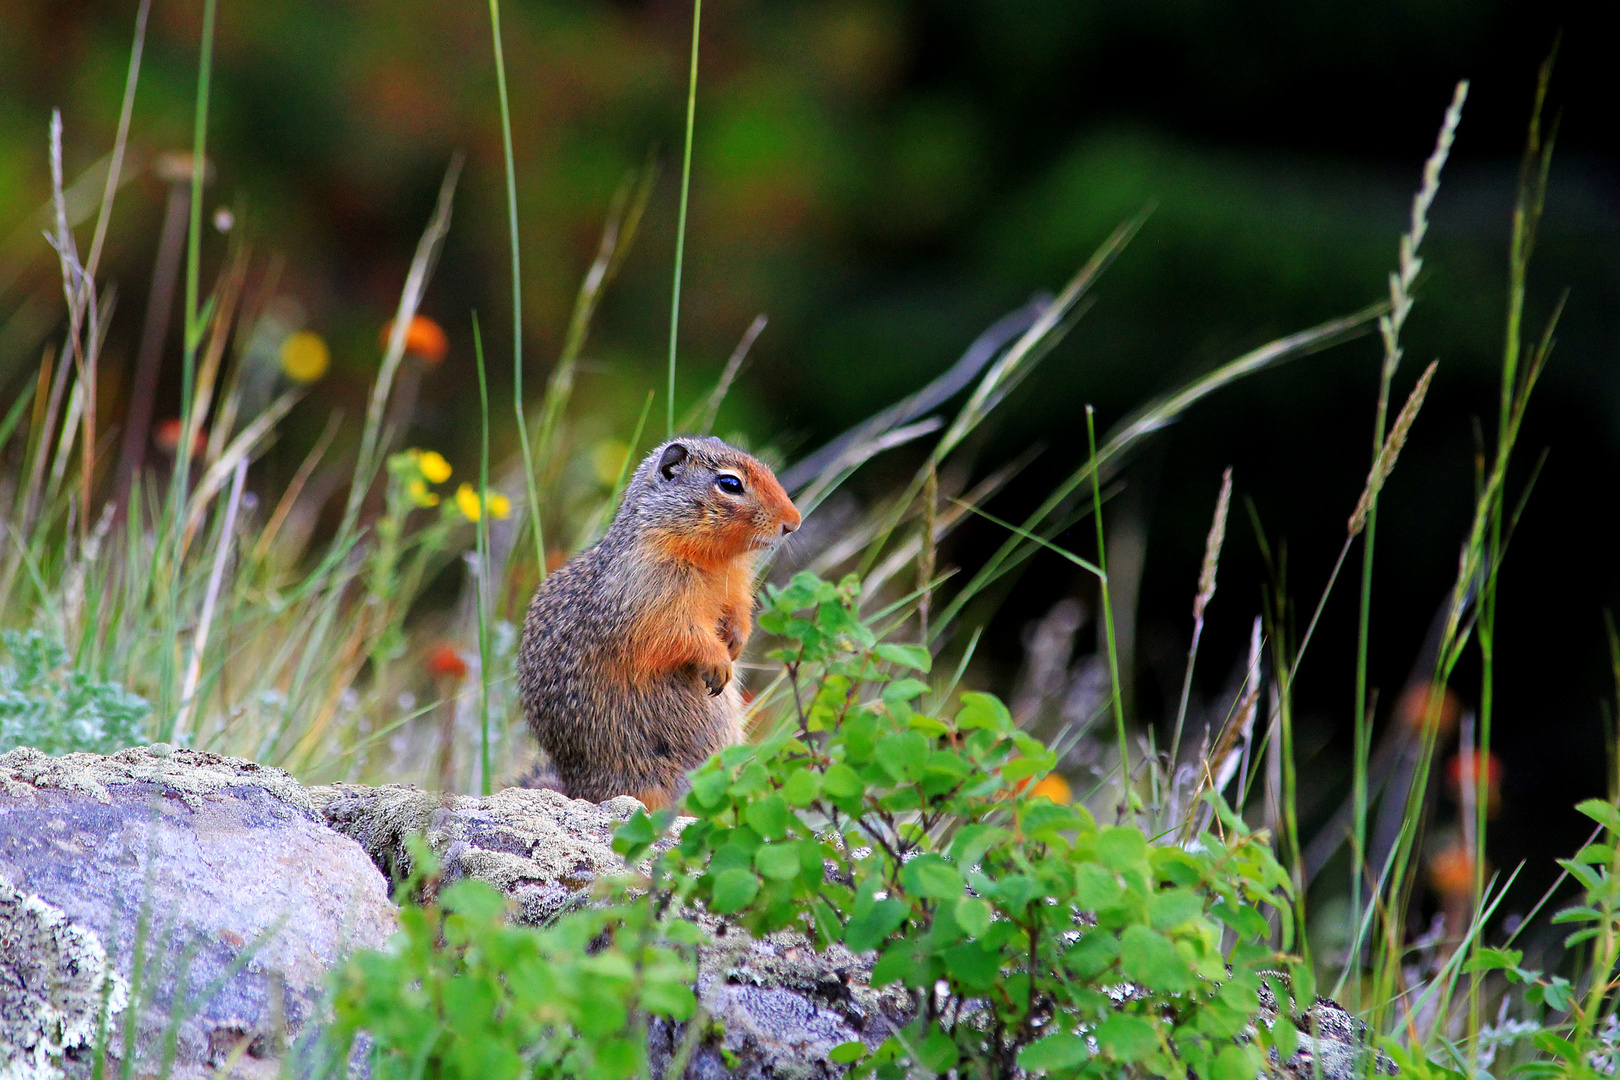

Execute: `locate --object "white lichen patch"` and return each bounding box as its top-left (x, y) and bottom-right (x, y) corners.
top-left (0, 874), bottom-right (129, 1080)
top-left (0, 745), bottom-right (312, 811)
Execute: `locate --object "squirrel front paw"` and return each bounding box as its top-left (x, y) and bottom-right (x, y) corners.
top-left (718, 614), bottom-right (745, 661)
top-left (696, 658), bottom-right (732, 696)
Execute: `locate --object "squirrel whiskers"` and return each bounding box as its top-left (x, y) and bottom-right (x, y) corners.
top-left (517, 437), bottom-right (800, 809)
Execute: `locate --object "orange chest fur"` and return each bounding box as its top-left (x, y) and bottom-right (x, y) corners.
top-left (621, 546), bottom-right (756, 680)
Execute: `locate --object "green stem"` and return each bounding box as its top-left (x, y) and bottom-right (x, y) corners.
top-left (667, 0), bottom-right (702, 438)
top-left (1086, 405), bottom-right (1128, 818)
top-left (473, 314), bottom-right (494, 796)
top-left (486, 0), bottom-right (545, 585)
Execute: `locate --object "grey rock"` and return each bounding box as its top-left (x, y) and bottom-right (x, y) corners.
top-left (0, 877), bottom-right (128, 1080)
top-left (0, 746), bottom-right (396, 1080)
top-left (312, 782), bottom-right (909, 1077)
top-left (1256, 975), bottom-right (1396, 1079)
top-left (308, 782), bottom-right (646, 925)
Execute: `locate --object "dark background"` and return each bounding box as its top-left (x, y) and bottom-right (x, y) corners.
top-left (3, 0), bottom-right (1617, 921)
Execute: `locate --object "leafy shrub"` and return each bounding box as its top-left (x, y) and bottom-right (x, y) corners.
top-left (323, 837), bottom-right (699, 1080)
top-left (0, 629), bottom-right (150, 754)
top-left (621, 571), bottom-right (1307, 1079)
top-left (329, 572), bottom-right (1324, 1079)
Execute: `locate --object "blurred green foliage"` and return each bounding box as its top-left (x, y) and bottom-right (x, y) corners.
top-left (2, 0), bottom-right (1616, 890)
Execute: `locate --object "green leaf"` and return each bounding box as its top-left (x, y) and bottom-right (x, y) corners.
top-left (1463, 946), bottom-right (1524, 974)
top-left (589, 1035), bottom-right (643, 1080)
top-left (874, 642), bottom-right (932, 672)
top-left (1147, 888), bottom-right (1203, 932)
top-left (829, 1042), bottom-right (867, 1065)
top-left (871, 940), bottom-right (925, 988)
top-left (710, 869), bottom-right (761, 913)
top-left (1096, 826), bottom-right (1149, 873)
top-left (901, 855), bottom-right (963, 900)
top-left (883, 679), bottom-right (931, 707)
top-left (999, 756), bottom-right (1049, 784)
top-left (955, 897), bottom-right (992, 938)
top-left (611, 809), bottom-right (656, 856)
top-left (940, 939), bottom-right (1000, 992)
top-left (1211, 1044), bottom-right (1261, 1080)
top-left (1019, 1031), bottom-right (1090, 1071)
top-left (1094, 1014), bottom-right (1158, 1061)
top-left (1073, 864), bottom-right (1124, 910)
top-left (780, 767), bottom-right (821, 806)
top-left (1210, 899), bottom-right (1269, 940)
top-left (1576, 843), bottom-right (1617, 865)
top-left (1271, 1017), bottom-right (1299, 1062)
top-left (876, 730), bottom-right (929, 782)
top-left (844, 898), bottom-right (909, 953)
top-left (950, 824), bottom-right (1010, 870)
top-left (688, 767), bottom-right (731, 810)
top-left (744, 794), bottom-right (791, 841)
top-left (1119, 925), bottom-right (1193, 992)
top-left (1062, 929), bottom-right (1119, 979)
top-left (956, 691), bottom-right (1012, 732)
top-left (755, 843), bottom-right (802, 881)
top-left (1576, 798), bottom-right (1620, 833)
top-left (641, 978), bottom-right (697, 1019)
top-left (823, 763), bottom-right (865, 802)
top-left (917, 1029), bottom-right (957, 1072)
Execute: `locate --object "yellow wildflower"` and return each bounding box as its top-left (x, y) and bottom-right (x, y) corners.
top-left (455, 483), bottom-right (511, 522)
top-left (407, 479), bottom-right (439, 508)
top-left (279, 331), bottom-right (330, 383)
top-left (418, 450), bottom-right (452, 483)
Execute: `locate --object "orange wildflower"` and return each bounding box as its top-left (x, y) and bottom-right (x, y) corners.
top-left (381, 314), bottom-right (449, 365)
top-left (1426, 841), bottom-right (1476, 900)
top-left (1445, 749), bottom-right (1504, 817)
top-left (425, 643), bottom-right (468, 680)
top-left (1029, 774), bottom-right (1072, 804)
top-left (1394, 683), bottom-right (1462, 736)
top-left (153, 418), bottom-right (206, 457)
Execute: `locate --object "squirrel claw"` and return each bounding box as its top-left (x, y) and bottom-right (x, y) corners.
top-left (699, 661), bottom-right (731, 696)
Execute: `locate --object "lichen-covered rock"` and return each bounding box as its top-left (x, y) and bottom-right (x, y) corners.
top-left (0, 746), bottom-right (396, 1079)
top-left (312, 782), bottom-right (909, 1077)
top-left (0, 877), bottom-right (128, 1080)
top-left (1255, 977), bottom-right (1397, 1079)
top-left (309, 782), bottom-right (646, 925)
top-left (650, 924), bottom-right (911, 1080)
top-left (4, 750), bottom-right (1392, 1080)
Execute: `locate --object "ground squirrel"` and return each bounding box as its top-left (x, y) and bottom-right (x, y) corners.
top-left (517, 437), bottom-right (801, 809)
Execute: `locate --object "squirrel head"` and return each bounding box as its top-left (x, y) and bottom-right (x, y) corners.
top-left (620, 437), bottom-right (801, 569)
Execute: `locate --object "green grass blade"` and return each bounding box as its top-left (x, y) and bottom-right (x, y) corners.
top-left (667, 0), bottom-right (703, 437)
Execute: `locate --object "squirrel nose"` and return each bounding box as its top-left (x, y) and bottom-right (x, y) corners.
top-left (780, 519), bottom-right (797, 536)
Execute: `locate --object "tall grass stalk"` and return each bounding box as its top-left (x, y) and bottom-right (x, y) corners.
top-left (486, 0), bottom-right (543, 581)
top-left (1467, 54), bottom-right (1556, 1064)
top-left (1086, 405), bottom-right (1130, 817)
top-left (843, 214), bottom-right (1144, 587)
top-left (1363, 64), bottom-right (1558, 1040)
top-left (932, 302), bottom-right (1381, 636)
top-left (337, 158), bottom-right (461, 546)
top-left (1351, 79), bottom-right (1468, 973)
top-left (1169, 467), bottom-right (1231, 771)
top-left (667, 0), bottom-right (702, 438)
top-left (473, 314), bottom-right (494, 796)
top-left (174, 0), bottom-right (217, 507)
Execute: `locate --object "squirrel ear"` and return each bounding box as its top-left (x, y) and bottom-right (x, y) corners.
top-left (657, 442), bottom-right (689, 481)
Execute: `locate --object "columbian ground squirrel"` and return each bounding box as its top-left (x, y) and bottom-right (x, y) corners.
top-left (517, 437), bottom-right (801, 809)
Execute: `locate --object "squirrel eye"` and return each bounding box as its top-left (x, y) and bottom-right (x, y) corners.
top-left (715, 474), bottom-right (744, 495)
